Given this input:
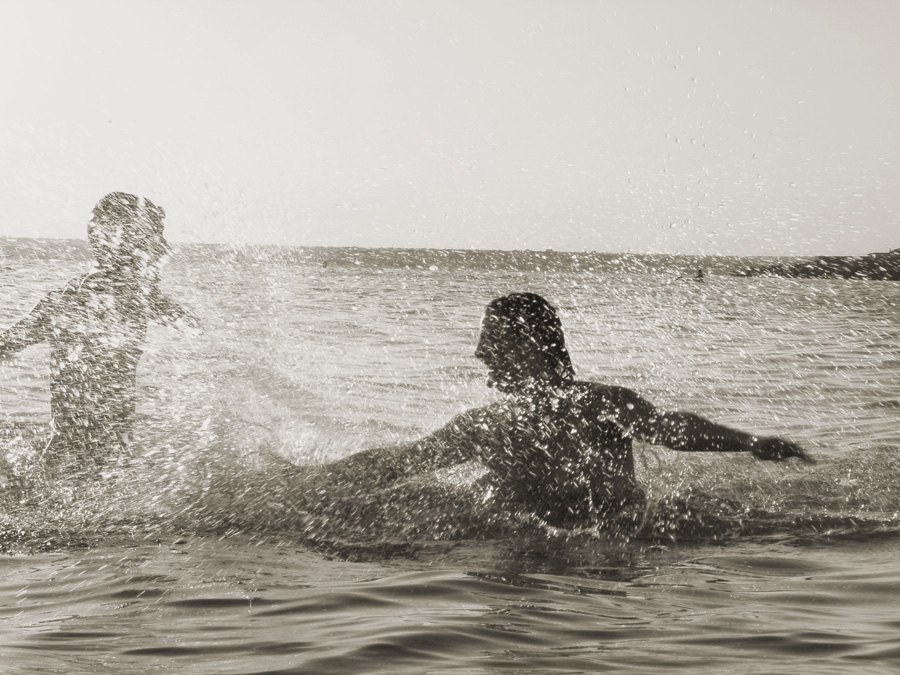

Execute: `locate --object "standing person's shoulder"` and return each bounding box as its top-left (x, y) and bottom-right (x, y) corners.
top-left (42, 273), bottom-right (102, 313)
top-left (28, 274), bottom-right (89, 313)
top-left (59, 273), bottom-right (100, 297)
top-left (0, 274), bottom-right (95, 352)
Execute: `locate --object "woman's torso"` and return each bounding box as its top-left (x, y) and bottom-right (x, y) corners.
top-left (475, 382), bottom-right (642, 525)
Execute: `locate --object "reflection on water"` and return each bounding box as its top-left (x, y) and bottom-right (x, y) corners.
top-left (2, 536), bottom-right (898, 673)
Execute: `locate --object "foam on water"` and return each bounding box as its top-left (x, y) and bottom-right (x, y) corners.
top-left (2, 239), bottom-right (899, 554)
top-left (2, 413), bottom-right (897, 558)
top-left (3, 240), bottom-right (900, 673)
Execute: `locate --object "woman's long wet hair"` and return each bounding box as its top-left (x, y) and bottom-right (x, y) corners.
top-left (482, 292), bottom-right (575, 383)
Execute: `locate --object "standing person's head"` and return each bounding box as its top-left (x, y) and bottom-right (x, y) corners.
top-left (474, 293), bottom-right (575, 394)
top-left (87, 192), bottom-right (169, 283)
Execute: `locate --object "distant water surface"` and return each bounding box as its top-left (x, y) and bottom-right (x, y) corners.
top-left (1, 238), bottom-right (898, 673)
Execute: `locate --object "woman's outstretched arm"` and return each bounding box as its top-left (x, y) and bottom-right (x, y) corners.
top-left (601, 386), bottom-right (814, 463)
top-left (318, 407), bottom-right (494, 489)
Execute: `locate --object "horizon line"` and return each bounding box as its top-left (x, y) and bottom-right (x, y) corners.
top-left (2, 234), bottom-right (893, 259)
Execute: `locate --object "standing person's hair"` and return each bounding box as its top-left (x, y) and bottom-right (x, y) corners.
top-left (91, 191), bottom-right (169, 261)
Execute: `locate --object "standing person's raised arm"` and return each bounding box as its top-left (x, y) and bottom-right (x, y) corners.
top-left (602, 386), bottom-right (814, 463)
top-left (0, 294), bottom-right (54, 360)
top-left (148, 289), bottom-right (200, 328)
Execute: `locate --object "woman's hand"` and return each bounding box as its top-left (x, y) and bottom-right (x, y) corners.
top-left (751, 436), bottom-right (815, 464)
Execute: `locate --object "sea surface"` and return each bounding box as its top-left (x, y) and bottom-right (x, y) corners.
top-left (1, 238), bottom-right (898, 674)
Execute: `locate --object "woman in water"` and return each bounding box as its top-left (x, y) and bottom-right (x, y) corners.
top-left (324, 292), bottom-right (812, 528)
top-left (0, 192), bottom-right (195, 471)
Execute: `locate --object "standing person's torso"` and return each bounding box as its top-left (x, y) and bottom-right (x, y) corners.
top-left (46, 274), bottom-right (151, 423)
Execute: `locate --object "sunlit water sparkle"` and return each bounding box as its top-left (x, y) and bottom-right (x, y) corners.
top-left (1, 239), bottom-right (898, 673)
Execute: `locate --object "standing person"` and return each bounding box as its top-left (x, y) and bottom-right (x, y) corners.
top-left (322, 293), bottom-right (812, 528)
top-left (0, 192), bottom-right (195, 471)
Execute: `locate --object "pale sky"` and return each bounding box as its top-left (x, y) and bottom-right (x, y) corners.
top-left (0, 0), bottom-right (897, 255)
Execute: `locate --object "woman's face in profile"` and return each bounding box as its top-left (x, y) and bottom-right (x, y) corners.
top-left (475, 312), bottom-right (539, 393)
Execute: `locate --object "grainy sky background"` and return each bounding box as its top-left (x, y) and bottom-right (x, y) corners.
top-left (1, 0), bottom-right (897, 254)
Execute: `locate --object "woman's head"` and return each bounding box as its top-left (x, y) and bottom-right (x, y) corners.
top-left (87, 192), bottom-right (169, 277)
top-left (475, 293), bottom-right (575, 393)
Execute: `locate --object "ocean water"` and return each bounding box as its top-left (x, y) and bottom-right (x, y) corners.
top-left (1, 238), bottom-right (898, 673)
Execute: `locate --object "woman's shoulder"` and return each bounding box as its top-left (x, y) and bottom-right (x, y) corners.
top-left (449, 399), bottom-right (514, 427)
top-left (435, 400), bottom-right (516, 444)
top-left (569, 380), bottom-right (647, 410)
